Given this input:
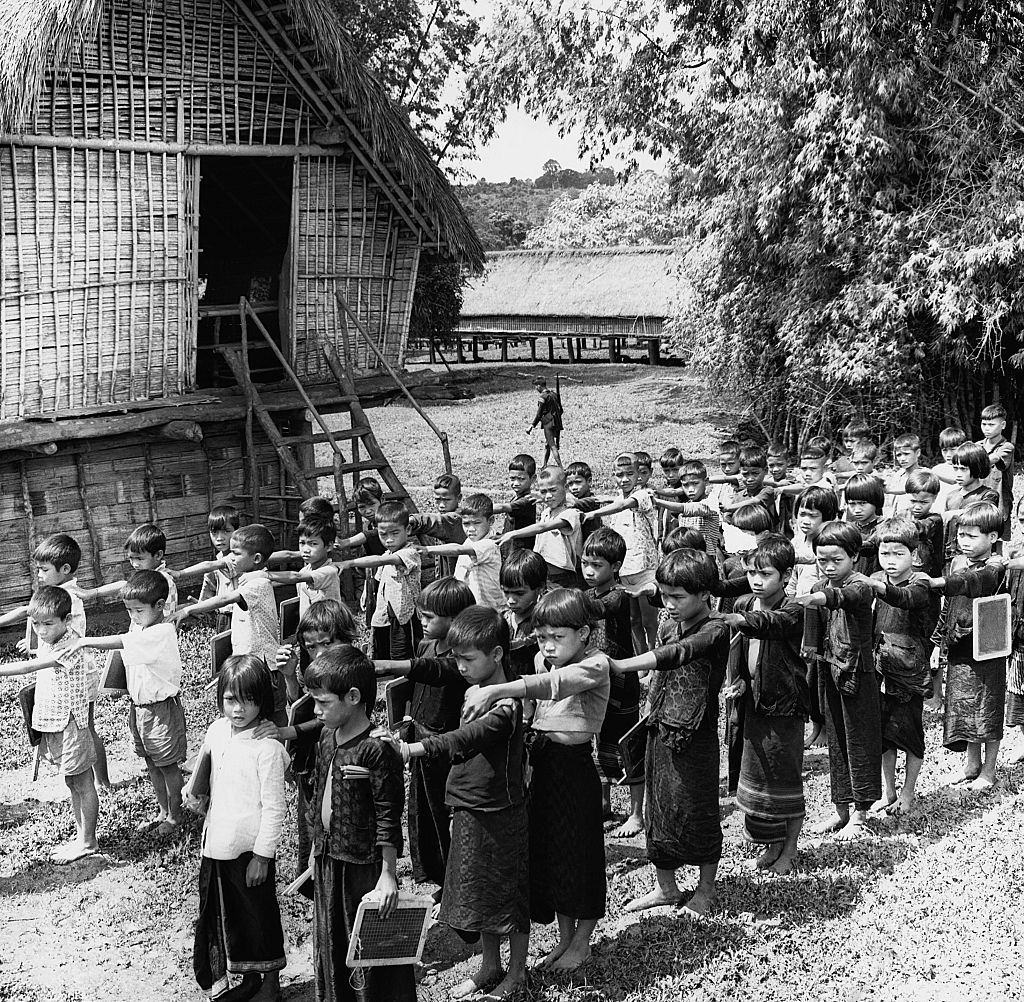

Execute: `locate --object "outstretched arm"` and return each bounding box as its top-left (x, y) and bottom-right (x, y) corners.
top-left (0, 654), bottom-right (63, 677)
top-left (173, 589), bottom-right (244, 621)
top-left (417, 543), bottom-right (478, 558)
top-left (500, 518), bottom-right (570, 544)
top-left (584, 497), bottom-right (637, 522)
top-left (75, 580), bottom-right (127, 603)
top-left (70, 634), bottom-right (126, 653)
top-left (170, 556), bottom-right (233, 580)
top-left (0, 604), bottom-right (30, 628)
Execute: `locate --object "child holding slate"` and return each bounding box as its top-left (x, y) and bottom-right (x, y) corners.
top-left (188, 655), bottom-right (288, 1002)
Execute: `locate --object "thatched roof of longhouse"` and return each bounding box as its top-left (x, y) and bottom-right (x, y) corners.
top-left (0, 0), bottom-right (483, 269)
top-left (461, 246), bottom-right (683, 319)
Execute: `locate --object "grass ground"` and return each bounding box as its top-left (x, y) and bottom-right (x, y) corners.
top-left (1, 364), bottom-right (1022, 1002)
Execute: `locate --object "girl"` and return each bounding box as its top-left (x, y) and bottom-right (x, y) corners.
top-left (842, 473), bottom-right (883, 576)
top-left (392, 607), bottom-right (529, 1000)
top-left (463, 589), bottom-right (610, 971)
top-left (187, 655), bottom-right (289, 1002)
top-left (1005, 497), bottom-right (1024, 765)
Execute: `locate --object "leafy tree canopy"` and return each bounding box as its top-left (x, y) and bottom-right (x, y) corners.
top-left (466, 0), bottom-right (1024, 444)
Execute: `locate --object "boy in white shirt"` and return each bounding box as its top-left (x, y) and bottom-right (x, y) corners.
top-left (74, 570), bottom-right (187, 835)
top-left (0, 586), bottom-right (99, 861)
top-left (499, 466), bottom-right (583, 588)
top-left (419, 493), bottom-right (504, 610)
top-left (268, 515), bottom-right (343, 615)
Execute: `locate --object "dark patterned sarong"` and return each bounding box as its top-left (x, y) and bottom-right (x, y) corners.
top-left (440, 804), bottom-right (530, 941)
top-left (944, 645), bottom-right (1006, 751)
top-left (1005, 650), bottom-right (1024, 727)
top-left (528, 736), bottom-right (606, 922)
top-left (736, 712), bottom-right (805, 845)
top-left (820, 664), bottom-right (882, 807)
top-left (409, 757), bottom-right (451, 887)
top-left (880, 692), bottom-right (925, 759)
top-left (596, 671), bottom-right (642, 784)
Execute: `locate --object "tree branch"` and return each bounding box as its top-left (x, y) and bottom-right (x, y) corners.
top-left (400, 0), bottom-right (443, 102)
top-left (921, 55), bottom-right (1024, 136)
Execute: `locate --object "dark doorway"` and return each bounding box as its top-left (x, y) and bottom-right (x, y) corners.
top-left (196, 157), bottom-right (293, 388)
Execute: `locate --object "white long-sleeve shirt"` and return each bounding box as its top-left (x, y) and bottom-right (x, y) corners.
top-left (194, 716), bottom-right (288, 860)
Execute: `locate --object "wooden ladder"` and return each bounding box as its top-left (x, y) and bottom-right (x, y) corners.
top-left (217, 298), bottom-right (412, 533)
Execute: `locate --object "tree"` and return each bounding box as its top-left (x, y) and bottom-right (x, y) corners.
top-left (543, 158), bottom-right (561, 175)
top-left (488, 210), bottom-right (529, 248)
top-left (466, 1), bottom-right (1024, 446)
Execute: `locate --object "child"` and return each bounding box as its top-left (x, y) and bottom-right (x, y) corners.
top-left (411, 473), bottom-right (466, 579)
top-left (654, 459), bottom-right (723, 553)
top-left (795, 522), bottom-right (882, 838)
top-left (767, 444), bottom-right (795, 538)
top-left (500, 465), bottom-right (583, 588)
top-left (74, 570), bottom-right (187, 834)
top-left (1005, 496), bottom-right (1024, 765)
top-left (188, 656), bottom-right (288, 1002)
top-left (335, 482), bottom-right (385, 625)
top-left (836, 418), bottom-right (873, 476)
top-left (932, 426), bottom-right (967, 511)
top-left (721, 446), bottom-right (778, 531)
top-left (0, 533), bottom-right (111, 790)
top-left (944, 442), bottom-right (999, 563)
top-left (175, 525), bottom-right (286, 722)
top-left (307, 647), bottom-right (414, 1002)
top-left (706, 439), bottom-right (742, 512)
top-left (717, 535), bottom-right (807, 874)
top-left (390, 607), bottom-right (528, 999)
top-left (634, 450), bottom-right (654, 488)
top-left (529, 375), bottom-right (563, 467)
top-left (267, 515), bottom-right (342, 616)
top-left (198, 505), bottom-right (240, 631)
top-left (796, 446), bottom-right (835, 490)
top-left (926, 502), bottom-right (1006, 789)
top-left (658, 447), bottom-right (685, 539)
top-left (419, 493), bottom-right (503, 611)
top-left (493, 453), bottom-right (537, 558)
top-left (610, 549), bottom-right (729, 916)
top-left (500, 549), bottom-right (548, 676)
top-left (905, 471), bottom-right (945, 577)
top-left (843, 473), bottom-right (883, 576)
top-left (0, 586), bottom-right (99, 862)
top-left (862, 518), bottom-right (938, 815)
top-left (849, 441), bottom-right (880, 478)
top-left (787, 486), bottom-right (841, 600)
top-left (565, 461), bottom-right (604, 542)
top-left (374, 578), bottom-right (476, 896)
top-left (585, 453), bottom-right (659, 652)
top-left (978, 402), bottom-right (1014, 537)
top-left (886, 434), bottom-right (926, 516)
top-left (461, 590), bottom-right (609, 972)
top-left (581, 527), bottom-right (644, 837)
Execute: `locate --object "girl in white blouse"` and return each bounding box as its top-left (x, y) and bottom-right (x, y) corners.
top-left (186, 655), bottom-right (289, 1002)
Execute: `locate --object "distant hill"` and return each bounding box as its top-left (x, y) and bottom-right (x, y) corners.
top-left (455, 166), bottom-right (618, 250)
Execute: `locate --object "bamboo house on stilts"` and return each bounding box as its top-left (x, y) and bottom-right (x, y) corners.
top-left (0, 0), bottom-right (483, 604)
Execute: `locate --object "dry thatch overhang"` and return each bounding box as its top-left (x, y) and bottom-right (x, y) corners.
top-left (0, 0), bottom-right (484, 269)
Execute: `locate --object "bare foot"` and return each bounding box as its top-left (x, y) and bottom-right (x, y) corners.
top-left (804, 723), bottom-right (824, 749)
top-left (535, 941), bottom-right (569, 969)
top-left (625, 886), bottom-right (684, 913)
top-left (610, 815), bottom-right (644, 838)
top-left (51, 840), bottom-right (99, 864)
top-left (452, 964), bottom-right (503, 1000)
top-left (755, 844), bottom-right (783, 869)
top-left (886, 792), bottom-right (915, 817)
top-left (681, 886), bottom-right (714, 918)
top-left (869, 796), bottom-right (896, 814)
top-left (251, 973), bottom-right (281, 1002)
top-left (769, 853), bottom-right (796, 875)
top-left (833, 818), bottom-right (867, 841)
top-left (810, 814), bottom-right (849, 835)
top-left (968, 774), bottom-right (996, 791)
top-left (547, 943), bottom-right (592, 972)
top-left (135, 814), bottom-right (166, 832)
top-left (948, 769), bottom-right (981, 786)
top-left (155, 819), bottom-right (183, 837)
top-left (479, 971), bottom-right (526, 1000)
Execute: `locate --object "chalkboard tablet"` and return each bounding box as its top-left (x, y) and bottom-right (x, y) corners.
top-left (973, 594), bottom-right (1012, 661)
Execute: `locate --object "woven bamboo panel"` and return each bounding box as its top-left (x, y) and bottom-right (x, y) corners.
top-left (457, 315), bottom-right (666, 336)
top-left (292, 155), bottom-right (418, 376)
top-left (0, 421), bottom-right (292, 606)
top-left (0, 146), bottom-right (194, 419)
top-left (26, 0), bottom-right (313, 147)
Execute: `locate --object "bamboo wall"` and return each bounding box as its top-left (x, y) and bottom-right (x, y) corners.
top-left (292, 155), bottom-right (420, 376)
top-left (0, 423), bottom-right (293, 606)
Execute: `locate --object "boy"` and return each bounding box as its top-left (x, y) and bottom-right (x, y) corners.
top-left (581, 527), bottom-right (644, 838)
top-left (493, 453), bottom-right (537, 557)
top-left (944, 443), bottom-right (999, 564)
top-left (842, 474), bottom-right (884, 576)
top-left (978, 402), bottom-right (1014, 538)
top-left (886, 434), bottom-right (927, 516)
top-left (795, 522), bottom-right (882, 839)
top-left (0, 586), bottom-right (99, 861)
top-left (374, 577), bottom-right (476, 897)
top-left (849, 441), bottom-right (880, 478)
top-left (721, 446), bottom-right (778, 531)
top-left (583, 454), bottom-right (659, 652)
top-left (500, 549), bottom-right (547, 676)
top-left (658, 447), bottom-right (685, 539)
top-left (932, 426), bottom-right (967, 510)
top-left (411, 473), bottom-right (466, 579)
top-left (653, 459), bottom-right (723, 554)
top-left (307, 647), bottom-right (414, 1002)
top-left (706, 440), bottom-right (742, 514)
top-left (767, 444), bottom-right (796, 538)
top-left (419, 494), bottom-right (503, 611)
top-left (924, 502), bottom-right (1006, 789)
top-left (905, 471), bottom-right (944, 577)
top-left (610, 549), bottom-right (730, 917)
top-left (0, 533), bottom-right (111, 789)
top-left (75, 571), bottom-right (187, 834)
top-left (529, 375), bottom-right (563, 467)
top-left (267, 516), bottom-right (342, 615)
top-left (717, 535), bottom-right (807, 874)
top-left (565, 461), bottom-right (604, 543)
top-left (171, 505), bottom-right (240, 633)
top-left (634, 450), bottom-right (659, 542)
top-left (862, 518), bottom-right (938, 816)
top-left (499, 465), bottom-right (583, 588)
top-left (836, 418), bottom-right (873, 476)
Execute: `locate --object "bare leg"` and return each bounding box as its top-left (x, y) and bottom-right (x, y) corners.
top-left (754, 843), bottom-right (783, 869)
top-left (251, 971), bottom-right (280, 1001)
top-left (629, 596), bottom-right (647, 657)
top-left (53, 769), bottom-right (99, 862)
top-left (90, 719), bottom-right (111, 791)
top-left (155, 764), bottom-right (184, 833)
top-left (625, 866), bottom-right (685, 912)
top-left (834, 806), bottom-right (869, 841)
top-left (871, 750), bottom-right (897, 812)
top-left (890, 753), bottom-right (923, 814)
top-left (682, 862), bottom-right (717, 917)
top-left (453, 932), bottom-right (503, 998)
top-left (769, 817), bottom-right (803, 875)
top-left (601, 781), bottom-right (613, 819)
top-left (485, 932), bottom-right (529, 1000)
top-left (610, 782), bottom-right (644, 838)
top-left (804, 721), bottom-right (825, 749)
top-left (810, 803), bottom-right (849, 835)
top-left (1008, 726), bottom-right (1024, 764)
top-left (549, 916), bottom-right (597, 971)
top-left (538, 912), bottom-right (575, 968)
top-left (950, 743), bottom-right (983, 784)
top-left (970, 740), bottom-right (1000, 789)
top-left (637, 594), bottom-right (659, 653)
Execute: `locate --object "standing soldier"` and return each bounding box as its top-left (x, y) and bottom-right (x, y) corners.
top-left (529, 376), bottom-right (564, 467)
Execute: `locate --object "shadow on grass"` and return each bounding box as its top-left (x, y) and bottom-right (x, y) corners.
top-left (0, 852), bottom-right (114, 896)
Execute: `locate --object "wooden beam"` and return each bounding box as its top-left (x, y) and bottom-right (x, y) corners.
top-left (0, 133), bottom-right (346, 157)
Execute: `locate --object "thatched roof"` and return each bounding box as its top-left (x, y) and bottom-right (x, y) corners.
top-left (460, 247), bottom-right (684, 319)
top-left (0, 0), bottom-right (483, 268)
